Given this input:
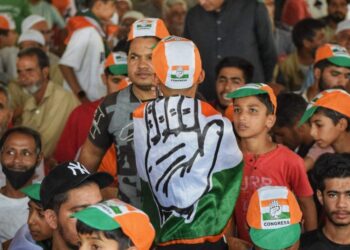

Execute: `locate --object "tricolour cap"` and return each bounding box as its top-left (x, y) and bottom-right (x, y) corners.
top-left (105, 51), bottom-right (128, 75)
top-left (299, 89), bottom-right (350, 126)
top-left (226, 83), bottom-right (277, 114)
top-left (152, 36), bottom-right (202, 89)
top-left (18, 29), bottom-right (45, 46)
top-left (315, 43), bottom-right (350, 67)
top-left (127, 18), bottom-right (169, 41)
top-left (40, 161), bottom-right (113, 210)
top-left (21, 15), bottom-right (46, 32)
top-left (72, 199), bottom-right (155, 250)
top-left (0, 14), bottom-right (15, 30)
top-left (247, 186), bottom-right (302, 250)
top-left (336, 19), bottom-right (350, 35)
top-left (21, 183), bottom-right (41, 202)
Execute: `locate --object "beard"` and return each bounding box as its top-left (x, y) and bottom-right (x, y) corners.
top-left (57, 221), bottom-right (79, 250)
top-left (318, 74), bottom-right (346, 91)
top-left (329, 12), bottom-right (346, 23)
top-left (327, 211), bottom-right (350, 227)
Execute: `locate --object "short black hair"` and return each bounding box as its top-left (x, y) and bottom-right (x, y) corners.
top-left (326, 0), bottom-right (349, 5)
top-left (292, 18), bottom-right (325, 50)
top-left (0, 29), bottom-right (9, 37)
top-left (312, 153), bottom-right (350, 191)
top-left (314, 107), bottom-right (350, 131)
top-left (0, 126), bottom-right (42, 154)
top-left (256, 93), bottom-right (275, 115)
top-left (17, 47), bottom-right (49, 69)
top-left (215, 56), bottom-right (254, 82)
top-left (276, 93), bottom-right (307, 127)
top-left (76, 220), bottom-right (133, 249)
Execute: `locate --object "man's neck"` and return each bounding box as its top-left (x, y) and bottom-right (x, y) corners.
top-left (132, 84), bottom-right (156, 102)
top-left (297, 48), bottom-right (314, 66)
top-left (51, 231), bottom-right (72, 250)
top-left (239, 133), bottom-right (276, 155)
top-left (1, 182), bottom-right (27, 198)
top-left (323, 221), bottom-right (350, 245)
top-left (332, 132), bottom-right (350, 153)
top-left (34, 80), bottom-right (49, 104)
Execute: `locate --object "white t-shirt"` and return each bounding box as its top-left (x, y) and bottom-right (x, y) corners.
top-left (0, 194), bottom-right (29, 243)
top-left (60, 27), bottom-right (106, 101)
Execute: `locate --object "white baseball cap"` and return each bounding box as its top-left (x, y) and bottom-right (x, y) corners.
top-left (18, 29), bottom-right (45, 46)
top-left (21, 15), bottom-right (46, 32)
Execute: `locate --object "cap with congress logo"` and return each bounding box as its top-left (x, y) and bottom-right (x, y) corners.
top-left (72, 199), bottom-right (155, 250)
top-left (152, 36), bottom-right (202, 89)
top-left (247, 186), bottom-right (302, 250)
top-left (128, 18), bottom-right (169, 41)
top-left (40, 161), bottom-right (113, 209)
top-left (315, 43), bottom-right (350, 67)
top-left (18, 29), bottom-right (45, 46)
top-left (0, 14), bottom-right (16, 30)
top-left (299, 89), bottom-right (350, 126)
top-left (21, 183), bottom-right (41, 202)
top-left (226, 83), bottom-right (277, 114)
top-left (105, 51), bottom-right (128, 75)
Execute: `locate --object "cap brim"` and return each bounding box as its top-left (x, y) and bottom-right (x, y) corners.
top-left (250, 224), bottom-right (301, 250)
top-left (21, 183), bottom-right (41, 201)
top-left (298, 106), bottom-right (318, 127)
top-left (328, 57), bottom-right (350, 67)
top-left (72, 206), bottom-right (121, 231)
top-left (108, 65), bottom-right (128, 75)
top-left (226, 88), bottom-right (267, 99)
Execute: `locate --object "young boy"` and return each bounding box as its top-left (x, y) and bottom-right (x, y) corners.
top-left (299, 89), bottom-right (350, 153)
top-left (72, 199), bottom-right (155, 250)
top-left (227, 83), bottom-right (317, 243)
top-left (9, 183), bottom-right (53, 249)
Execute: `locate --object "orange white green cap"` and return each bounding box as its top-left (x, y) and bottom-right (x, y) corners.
top-left (104, 51), bottom-right (128, 75)
top-left (315, 43), bottom-right (350, 67)
top-left (247, 186), bottom-right (302, 250)
top-left (0, 14), bottom-right (15, 30)
top-left (72, 199), bottom-right (155, 250)
top-left (226, 83), bottom-right (277, 114)
top-left (152, 36), bottom-right (202, 89)
top-left (299, 89), bottom-right (350, 126)
top-left (128, 18), bottom-right (169, 41)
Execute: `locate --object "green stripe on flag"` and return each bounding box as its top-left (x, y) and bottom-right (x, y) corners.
top-left (262, 212), bottom-right (290, 221)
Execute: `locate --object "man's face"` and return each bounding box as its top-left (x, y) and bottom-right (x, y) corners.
top-left (272, 125), bottom-right (300, 151)
top-left (215, 67), bottom-right (245, 108)
top-left (328, 0), bottom-right (348, 23)
top-left (17, 55), bottom-right (46, 93)
top-left (319, 65), bottom-right (350, 91)
top-left (198, 0), bottom-right (224, 12)
top-left (165, 3), bottom-right (187, 36)
top-left (233, 96), bottom-right (275, 139)
top-left (310, 112), bottom-right (343, 148)
top-left (31, 21), bottom-right (51, 45)
top-left (57, 182), bottom-right (102, 248)
top-left (0, 92), bottom-right (11, 137)
top-left (96, 0), bottom-right (117, 22)
top-left (308, 29), bottom-right (326, 56)
top-left (128, 37), bottom-right (158, 89)
top-left (1, 30), bottom-right (18, 47)
top-left (337, 29), bottom-right (350, 53)
top-left (116, 1), bottom-right (131, 18)
top-left (118, 17), bottom-right (136, 40)
top-left (0, 132), bottom-right (39, 172)
top-left (318, 177), bottom-right (350, 226)
top-left (28, 200), bottom-right (53, 242)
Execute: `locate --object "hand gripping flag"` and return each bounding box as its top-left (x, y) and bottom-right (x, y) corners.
top-left (133, 95), bottom-right (243, 245)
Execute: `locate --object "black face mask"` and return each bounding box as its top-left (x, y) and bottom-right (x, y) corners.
top-left (2, 166), bottom-right (36, 190)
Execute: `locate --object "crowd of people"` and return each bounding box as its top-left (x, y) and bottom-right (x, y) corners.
top-left (0, 0), bottom-right (350, 249)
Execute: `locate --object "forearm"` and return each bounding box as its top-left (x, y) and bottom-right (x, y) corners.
top-left (78, 138), bottom-right (106, 173)
top-left (59, 64), bottom-right (82, 95)
top-left (299, 196), bottom-right (318, 231)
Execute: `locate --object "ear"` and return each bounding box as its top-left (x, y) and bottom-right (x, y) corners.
top-left (197, 70), bottom-right (205, 84)
top-left (42, 67), bottom-right (49, 80)
top-left (314, 67), bottom-right (321, 81)
top-left (337, 117), bottom-right (348, 132)
top-left (316, 189), bottom-right (324, 206)
top-left (44, 209), bottom-right (58, 230)
top-left (36, 152), bottom-right (44, 165)
top-left (101, 74), bottom-right (107, 86)
top-left (303, 39), bottom-right (312, 50)
top-left (266, 114), bottom-right (276, 129)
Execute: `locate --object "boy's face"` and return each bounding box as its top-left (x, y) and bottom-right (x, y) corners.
top-left (272, 125), bottom-right (300, 150)
top-left (215, 67), bottom-right (245, 108)
top-left (309, 112), bottom-right (343, 148)
top-left (28, 200), bottom-right (53, 241)
top-left (78, 232), bottom-right (121, 250)
top-left (233, 96), bottom-right (275, 139)
top-left (95, 0), bottom-right (117, 22)
top-left (106, 74), bottom-right (126, 94)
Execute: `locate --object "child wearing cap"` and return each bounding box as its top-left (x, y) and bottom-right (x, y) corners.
top-left (299, 89), bottom-right (350, 153)
top-left (0, 14), bottom-right (19, 82)
top-left (247, 186), bottom-right (302, 250)
top-left (227, 83), bottom-right (317, 243)
top-left (9, 183), bottom-right (53, 250)
top-left (133, 36), bottom-right (243, 249)
top-left (72, 199), bottom-right (155, 250)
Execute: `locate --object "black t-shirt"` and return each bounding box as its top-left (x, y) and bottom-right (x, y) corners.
top-left (300, 228), bottom-right (350, 249)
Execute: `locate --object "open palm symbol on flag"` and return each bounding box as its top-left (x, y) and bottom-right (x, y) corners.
top-left (144, 96), bottom-right (224, 225)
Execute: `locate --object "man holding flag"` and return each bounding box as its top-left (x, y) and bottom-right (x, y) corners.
top-left (133, 36), bottom-right (243, 249)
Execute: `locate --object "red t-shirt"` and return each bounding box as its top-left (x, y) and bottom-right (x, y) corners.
top-left (234, 144), bottom-right (313, 242)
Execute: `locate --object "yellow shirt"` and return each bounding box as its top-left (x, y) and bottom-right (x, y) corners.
top-left (21, 81), bottom-right (80, 157)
